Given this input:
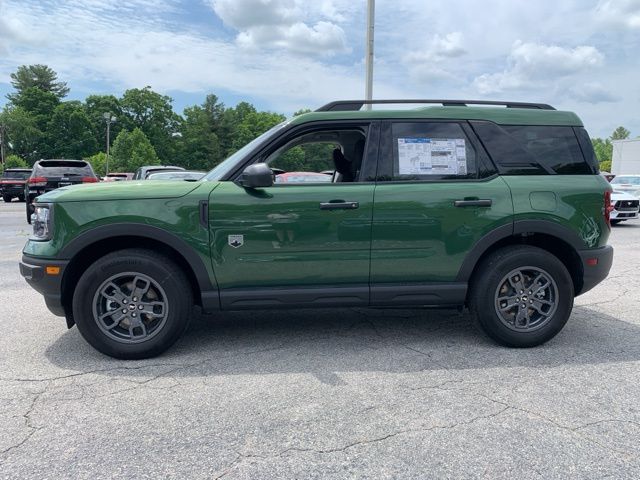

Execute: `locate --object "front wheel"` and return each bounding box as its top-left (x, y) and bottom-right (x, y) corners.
top-left (72, 249), bottom-right (193, 359)
top-left (610, 220), bottom-right (622, 225)
top-left (3, 195), bottom-right (11, 203)
top-left (469, 245), bottom-right (574, 348)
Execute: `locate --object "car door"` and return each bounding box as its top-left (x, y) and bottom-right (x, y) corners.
top-left (208, 121), bottom-right (379, 309)
top-left (370, 120), bottom-right (513, 305)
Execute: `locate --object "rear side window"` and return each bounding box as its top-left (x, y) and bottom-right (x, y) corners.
top-left (378, 122), bottom-right (479, 181)
top-left (471, 122), bottom-right (593, 175)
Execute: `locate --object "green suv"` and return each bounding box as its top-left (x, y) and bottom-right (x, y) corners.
top-left (20, 100), bottom-right (614, 359)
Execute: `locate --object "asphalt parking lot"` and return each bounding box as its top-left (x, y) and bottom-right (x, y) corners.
top-left (1, 200), bottom-right (639, 479)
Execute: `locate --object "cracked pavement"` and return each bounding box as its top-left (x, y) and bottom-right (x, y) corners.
top-left (1, 202), bottom-right (640, 479)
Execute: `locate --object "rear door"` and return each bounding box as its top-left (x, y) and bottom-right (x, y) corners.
top-left (370, 120), bottom-right (513, 304)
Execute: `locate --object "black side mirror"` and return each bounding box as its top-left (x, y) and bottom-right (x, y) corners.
top-left (238, 163), bottom-right (274, 189)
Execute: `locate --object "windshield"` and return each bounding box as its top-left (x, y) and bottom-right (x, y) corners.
top-left (202, 120), bottom-right (290, 181)
top-left (611, 176), bottom-right (640, 185)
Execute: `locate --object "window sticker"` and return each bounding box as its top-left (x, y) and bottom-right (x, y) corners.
top-left (397, 138), bottom-right (467, 175)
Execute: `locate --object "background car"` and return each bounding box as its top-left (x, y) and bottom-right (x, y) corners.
top-left (132, 165), bottom-right (185, 180)
top-left (102, 172), bottom-right (133, 182)
top-left (147, 171), bottom-right (205, 181)
top-left (611, 190), bottom-right (639, 224)
top-left (25, 159), bottom-right (98, 223)
top-left (1, 168), bottom-right (31, 202)
top-left (610, 175), bottom-right (640, 198)
top-left (274, 171), bottom-right (333, 183)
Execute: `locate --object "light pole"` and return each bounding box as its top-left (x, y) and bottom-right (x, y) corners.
top-left (0, 124), bottom-right (6, 166)
top-left (365, 0), bottom-right (375, 110)
top-left (103, 113), bottom-right (116, 175)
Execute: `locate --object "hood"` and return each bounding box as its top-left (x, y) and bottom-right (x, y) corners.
top-left (611, 190), bottom-right (639, 200)
top-left (37, 180), bottom-right (204, 203)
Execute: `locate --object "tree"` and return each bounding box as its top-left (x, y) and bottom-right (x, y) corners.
top-left (591, 137), bottom-right (613, 165)
top-left (611, 126), bottom-right (630, 141)
top-left (85, 152), bottom-right (107, 177)
top-left (120, 87), bottom-right (180, 162)
top-left (4, 154), bottom-right (28, 169)
top-left (0, 106), bottom-right (44, 164)
top-left (177, 105), bottom-right (222, 170)
top-left (84, 95), bottom-right (124, 151)
top-left (7, 65), bottom-right (69, 103)
top-left (46, 102), bottom-right (98, 159)
top-left (110, 128), bottom-right (159, 172)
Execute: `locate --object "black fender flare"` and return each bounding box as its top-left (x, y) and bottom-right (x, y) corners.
top-left (455, 220), bottom-right (587, 282)
top-left (59, 223), bottom-right (220, 311)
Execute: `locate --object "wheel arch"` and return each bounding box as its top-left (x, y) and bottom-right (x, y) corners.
top-left (60, 224), bottom-right (219, 326)
top-left (457, 220), bottom-right (587, 296)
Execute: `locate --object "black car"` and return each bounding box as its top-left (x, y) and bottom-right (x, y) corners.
top-left (26, 159), bottom-right (98, 223)
top-left (1, 168), bottom-right (32, 202)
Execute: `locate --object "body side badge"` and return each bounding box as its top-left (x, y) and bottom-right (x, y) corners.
top-left (228, 234), bottom-right (244, 248)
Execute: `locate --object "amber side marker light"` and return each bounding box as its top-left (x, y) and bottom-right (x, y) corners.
top-left (46, 266), bottom-right (61, 275)
top-left (586, 258), bottom-right (598, 267)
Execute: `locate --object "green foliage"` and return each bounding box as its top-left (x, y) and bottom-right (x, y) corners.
top-left (271, 143), bottom-right (336, 172)
top-left (46, 102), bottom-right (98, 159)
top-left (84, 95), bottom-right (123, 150)
top-left (7, 64), bottom-right (69, 103)
top-left (85, 152), bottom-right (107, 177)
top-left (0, 106), bottom-right (44, 164)
top-left (591, 137), bottom-right (613, 164)
top-left (4, 154), bottom-right (29, 169)
top-left (611, 126), bottom-right (630, 140)
top-left (600, 160), bottom-right (612, 172)
top-left (110, 128), bottom-right (159, 172)
top-left (177, 100), bottom-right (222, 170)
top-left (120, 87), bottom-right (180, 162)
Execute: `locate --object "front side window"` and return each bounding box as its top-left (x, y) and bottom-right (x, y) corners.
top-left (264, 127), bottom-right (369, 184)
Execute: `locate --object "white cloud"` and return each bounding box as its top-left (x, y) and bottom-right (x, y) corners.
top-left (596, 0), bottom-right (640, 29)
top-left (473, 41), bottom-right (604, 94)
top-left (566, 82), bottom-right (619, 104)
top-left (210, 0), bottom-right (348, 56)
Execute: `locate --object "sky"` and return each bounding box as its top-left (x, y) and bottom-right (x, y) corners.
top-left (0, 0), bottom-right (639, 138)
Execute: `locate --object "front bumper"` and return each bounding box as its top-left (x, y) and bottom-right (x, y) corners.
top-left (19, 255), bottom-right (69, 317)
top-left (577, 245), bottom-right (613, 295)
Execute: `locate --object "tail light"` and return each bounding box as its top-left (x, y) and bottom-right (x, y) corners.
top-left (604, 190), bottom-right (613, 228)
top-left (28, 176), bottom-right (47, 187)
top-left (82, 176), bottom-right (98, 183)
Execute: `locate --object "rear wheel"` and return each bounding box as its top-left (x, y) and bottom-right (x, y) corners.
top-left (26, 200), bottom-right (34, 223)
top-left (72, 249), bottom-right (193, 359)
top-left (610, 220), bottom-right (622, 225)
top-left (18, 195), bottom-right (25, 202)
top-left (3, 195), bottom-right (11, 203)
top-left (470, 245), bottom-right (574, 347)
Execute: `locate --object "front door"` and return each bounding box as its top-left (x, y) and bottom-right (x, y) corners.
top-left (209, 122), bottom-right (378, 309)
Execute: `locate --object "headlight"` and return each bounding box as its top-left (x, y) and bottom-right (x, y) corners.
top-left (30, 204), bottom-right (53, 241)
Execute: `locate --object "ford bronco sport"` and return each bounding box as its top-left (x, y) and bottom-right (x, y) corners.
top-left (20, 100), bottom-right (614, 359)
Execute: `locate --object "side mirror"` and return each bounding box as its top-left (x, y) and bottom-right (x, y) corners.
top-left (238, 163), bottom-right (274, 189)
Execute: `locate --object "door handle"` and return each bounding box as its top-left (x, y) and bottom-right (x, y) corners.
top-left (453, 199), bottom-right (492, 207)
top-left (319, 200), bottom-right (360, 210)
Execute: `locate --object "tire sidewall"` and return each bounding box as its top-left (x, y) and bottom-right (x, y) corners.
top-left (472, 247), bottom-right (574, 347)
top-left (73, 251), bottom-right (191, 359)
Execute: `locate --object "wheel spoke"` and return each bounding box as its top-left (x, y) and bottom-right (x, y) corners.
top-left (131, 276), bottom-right (151, 300)
top-left (530, 298), bottom-right (554, 317)
top-left (138, 301), bottom-right (166, 318)
top-left (515, 305), bottom-right (529, 328)
top-left (98, 309), bottom-right (126, 329)
top-left (128, 319), bottom-right (147, 339)
top-left (497, 295), bottom-right (520, 312)
top-left (101, 282), bottom-right (128, 304)
top-left (507, 271), bottom-right (526, 294)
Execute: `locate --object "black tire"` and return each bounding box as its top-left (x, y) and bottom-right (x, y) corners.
top-left (469, 245), bottom-right (574, 348)
top-left (610, 220), bottom-right (622, 225)
top-left (18, 195), bottom-right (25, 202)
top-left (72, 248), bottom-right (193, 359)
top-left (26, 201), bottom-right (33, 223)
top-left (3, 195), bottom-right (12, 203)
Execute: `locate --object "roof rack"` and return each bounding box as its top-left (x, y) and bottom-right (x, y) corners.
top-left (316, 99), bottom-right (556, 112)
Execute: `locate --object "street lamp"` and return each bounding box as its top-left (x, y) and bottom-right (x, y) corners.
top-left (365, 0), bottom-right (375, 110)
top-left (103, 112), bottom-right (116, 175)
